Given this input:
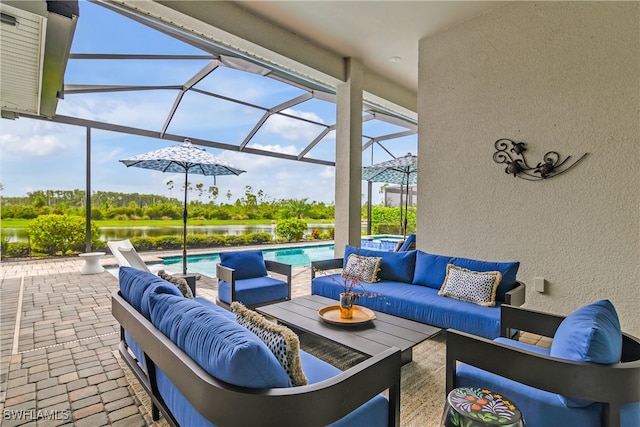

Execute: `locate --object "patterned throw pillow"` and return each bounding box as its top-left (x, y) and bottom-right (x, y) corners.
top-left (438, 264), bottom-right (502, 307)
top-left (158, 270), bottom-right (194, 299)
top-left (231, 302), bottom-right (308, 386)
top-left (342, 254), bottom-right (382, 283)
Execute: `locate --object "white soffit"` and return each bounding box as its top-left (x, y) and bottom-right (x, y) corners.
top-left (0, 3), bottom-right (47, 117)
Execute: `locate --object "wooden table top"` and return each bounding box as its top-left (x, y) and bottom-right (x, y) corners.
top-left (257, 295), bottom-right (441, 357)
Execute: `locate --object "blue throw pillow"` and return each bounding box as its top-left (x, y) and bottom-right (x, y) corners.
top-left (220, 250), bottom-right (268, 280)
top-left (550, 299), bottom-right (622, 407)
top-left (344, 245), bottom-right (416, 283)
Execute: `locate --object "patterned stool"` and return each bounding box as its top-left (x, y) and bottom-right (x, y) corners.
top-left (441, 387), bottom-right (525, 426)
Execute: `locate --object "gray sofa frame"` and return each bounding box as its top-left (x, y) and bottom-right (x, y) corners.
top-left (446, 305), bottom-right (640, 427)
top-left (112, 290), bottom-right (402, 427)
top-left (216, 259), bottom-right (292, 309)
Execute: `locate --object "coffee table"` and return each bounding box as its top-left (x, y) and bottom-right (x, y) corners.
top-left (257, 295), bottom-right (441, 365)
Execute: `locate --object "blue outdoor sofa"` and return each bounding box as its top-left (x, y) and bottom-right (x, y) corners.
top-left (311, 245), bottom-right (526, 339)
top-left (112, 267), bottom-right (401, 427)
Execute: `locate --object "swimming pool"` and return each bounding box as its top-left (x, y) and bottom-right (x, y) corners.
top-left (158, 243), bottom-right (336, 277)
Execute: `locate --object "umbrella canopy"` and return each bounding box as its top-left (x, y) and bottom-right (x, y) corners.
top-left (120, 139), bottom-right (245, 274)
top-left (362, 153), bottom-right (417, 238)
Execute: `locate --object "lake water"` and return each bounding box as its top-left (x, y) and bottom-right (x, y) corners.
top-left (2, 223), bottom-right (337, 242)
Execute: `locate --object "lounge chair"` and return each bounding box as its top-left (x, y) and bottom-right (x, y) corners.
top-left (394, 233), bottom-right (416, 252)
top-left (107, 239), bottom-right (162, 274)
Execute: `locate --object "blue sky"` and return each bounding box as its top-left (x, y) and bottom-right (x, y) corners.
top-left (0, 1), bottom-right (416, 204)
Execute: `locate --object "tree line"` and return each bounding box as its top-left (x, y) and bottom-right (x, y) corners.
top-left (1, 186), bottom-right (335, 221)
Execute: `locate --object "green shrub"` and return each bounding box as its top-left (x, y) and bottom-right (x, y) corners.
top-left (29, 214), bottom-right (99, 255)
top-left (4, 242), bottom-right (31, 257)
top-left (276, 218), bottom-right (307, 242)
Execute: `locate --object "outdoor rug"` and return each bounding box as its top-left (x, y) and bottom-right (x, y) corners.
top-left (115, 332), bottom-right (447, 426)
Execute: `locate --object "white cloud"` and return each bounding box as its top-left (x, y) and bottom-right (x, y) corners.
top-left (263, 109), bottom-right (326, 142)
top-left (0, 130), bottom-right (69, 156)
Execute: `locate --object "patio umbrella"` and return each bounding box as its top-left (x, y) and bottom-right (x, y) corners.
top-left (362, 153), bottom-right (417, 238)
top-left (120, 138), bottom-right (246, 274)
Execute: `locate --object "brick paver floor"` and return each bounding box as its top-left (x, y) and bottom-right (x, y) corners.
top-left (0, 250), bottom-right (312, 426)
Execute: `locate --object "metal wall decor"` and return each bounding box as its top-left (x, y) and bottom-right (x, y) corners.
top-left (493, 138), bottom-right (587, 181)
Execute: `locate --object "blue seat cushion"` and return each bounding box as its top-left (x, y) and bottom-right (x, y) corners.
top-left (153, 350), bottom-right (389, 427)
top-left (148, 288), bottom-right (291, 388)
top-left (312, 274), bottom-right (502, 339)
top-left (219, 250), bottom-right (267, 279)
top-left (218, 276), bottom-right (288, 306)
top-left (119, 266), bottom-right (182, 318)
top-left (456, 363), bottom-right (603, 427)
top-left (344, 244), bottom-right (416, 283)
top-left (299, 351), bottom-right (389, 427)
top-left (412, 251), bottom-right (519, 302)
top-left (550, 299), bottom-right (622, 407)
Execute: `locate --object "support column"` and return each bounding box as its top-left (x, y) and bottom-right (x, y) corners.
top-left (334, 58), bottom-right (363, 257)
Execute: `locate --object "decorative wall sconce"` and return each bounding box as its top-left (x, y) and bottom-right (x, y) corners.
top-left (493, 139), bottom-right (587, 181)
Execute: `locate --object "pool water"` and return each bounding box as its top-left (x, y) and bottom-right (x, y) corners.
top-left (158, 244), bottom-right (336, 277)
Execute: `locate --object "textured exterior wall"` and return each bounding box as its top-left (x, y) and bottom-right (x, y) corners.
top-left (417, 2), bottom-right (639, 335)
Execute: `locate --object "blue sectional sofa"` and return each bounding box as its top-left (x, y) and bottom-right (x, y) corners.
top-left (311, 245), bottom-right (526, 339)
top-left (113, 267), bottom-right (402, 427)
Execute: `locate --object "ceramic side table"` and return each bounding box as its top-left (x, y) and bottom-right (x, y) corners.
top-left (442, 387), bottom-right (525, 426)
top-left (79, 252), bottom-right (105, 274)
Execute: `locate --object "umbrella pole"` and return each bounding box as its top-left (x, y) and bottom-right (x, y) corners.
top-left (403, 171), bottom-right (409, 239)
top-left (183, 170), bottom-right (188, 274)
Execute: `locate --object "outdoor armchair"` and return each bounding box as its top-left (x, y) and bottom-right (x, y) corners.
top-left (446, 302), bottom-right (640, 427)
top-left (216, 249), bottom-right (292, 309)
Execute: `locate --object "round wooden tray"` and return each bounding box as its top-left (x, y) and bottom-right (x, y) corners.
top-left (318, 305), bottom-right (376, 325)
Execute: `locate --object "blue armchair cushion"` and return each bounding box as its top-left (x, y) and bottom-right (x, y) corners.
top-left (344, 245), bottom-right (416, 283)
top-left (438, 264), bottom-right (501, 307)
top-left (550, 299), bottom-right (622, 407)
top-left (148, 288), bottom-right (291, 388)
top-left (413, 251), bottom-right (519, 302)
top-left (218, 276), bottom-right (289, 306)
top-left (220, 250), bottom-right (267, 280)
top-left (232, 302), bottom-right (308, 386)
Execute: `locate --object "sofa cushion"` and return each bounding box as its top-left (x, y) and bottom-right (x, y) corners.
top-left (438, 264), bottom-right (501, 307)
top-left (342, 254), bottom-right (382, 283)
top-left (413, 251), bottom-right (519, 302)
top-left (119, 266), bottom-right (182, 318)
top-left (232, 302), bottom-right (308, 386)
top-left (148, 288), bottom-right (291, 388)
top-left (298, 351), bottom-right (389, 427)
top-left (312, 274), bottom-right (503, 339)
top-left (344, 245), bottom-right (416, 283)
top-left (550, 299), bottom-right (622, 407)
top-left (455, 363), bottom-right (603, 427)
top-left (157, 269), bottom-right (194, 298)
top-left (220, 250), bottom-right (267, 280)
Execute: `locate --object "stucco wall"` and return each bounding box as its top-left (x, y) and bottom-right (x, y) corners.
top-left (417, 2), bottom-right (639, 336)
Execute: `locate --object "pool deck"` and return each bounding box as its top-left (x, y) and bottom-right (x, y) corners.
top-left (0, 246), bottom-right (550, 426)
